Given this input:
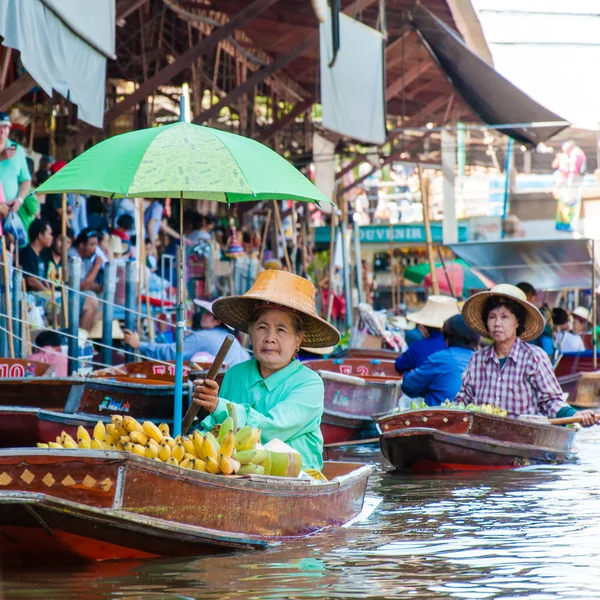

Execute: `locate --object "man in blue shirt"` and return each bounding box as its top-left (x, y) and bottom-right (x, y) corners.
top-left (122, 298), bottom-right (250, 366)
top-left (401, 314), bottom-right (480, 406)
top-left (394, 295), bottom-right (460, 374)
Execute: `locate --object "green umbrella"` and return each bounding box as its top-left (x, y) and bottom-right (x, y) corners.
top-left (36, 121), bottom-right (331, 204)
top-left (37, 120), bottom-right (330, 436)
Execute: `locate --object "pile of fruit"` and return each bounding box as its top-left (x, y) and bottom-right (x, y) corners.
top-left (36, 405), bottom-right (302, 477)
top-left (400, 399), bottom-right (508, 417)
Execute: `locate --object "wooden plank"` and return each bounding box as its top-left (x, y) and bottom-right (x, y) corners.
top-left (0, 73), bottom-right (35, 111)
top-left (256, 96), bottom-right (313, 142)
top-left (385, 61), bottom-right (433, 102)
top-left (116, 0), bottom-right (150, 21)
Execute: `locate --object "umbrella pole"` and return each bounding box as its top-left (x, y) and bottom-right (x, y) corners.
top-left (174, 191), bottom-right (185, 437)
top-left (418, 165), bottom-right (439, 295)
top-left (61, 193), bottom-right (69, 328)
top-left (326, 208), bottom-right (337, 321)
top-left (389, 221), bottom-right (395, 311)
top-left (593, 239), bottom-right (597, 370)
top-left (437, 246), bottom-right (456, 298)
top-left (258, 208), bottom-right (272, 268)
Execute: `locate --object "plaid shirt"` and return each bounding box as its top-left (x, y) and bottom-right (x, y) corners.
top-left (454, 337), bottom-right (567, 418)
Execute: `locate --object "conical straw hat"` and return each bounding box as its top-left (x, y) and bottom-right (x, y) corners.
top-left (462, 284), bottom-right (544, 342)
top-left (212, 270), bottom-right (340, 348)
top-left (406, 295), bottom-right (460, 329)
top-left (88, 319), bottom-right (125, 340)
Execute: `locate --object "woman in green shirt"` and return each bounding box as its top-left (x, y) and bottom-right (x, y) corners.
top-left (193, 270), bottom-right (340, 470)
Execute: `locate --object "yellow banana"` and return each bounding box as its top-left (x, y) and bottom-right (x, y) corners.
top-left (132, 444), bottom-right (146, 457)
top-left (119, 435), bottom-right (131, 447)
top-left (158, 423), bottom-right (170, 437)
top-left (129, 431), bottom-right (149, 446)
top-left (78, 438), bottom-right (91, 449)
top-left (90, 439), bottom-right (104, 450)
top-left (233, 425), bottom-right (253, 451)
top-left (63, 440), bottom-right (78, 449)
top-left (106, 423), bottom-right (119, 438)
top-left (194, 459), bottom-right (207, 472)
top-left (106, 434), bottom-right (119, 446)
top-left (102, 441), bottom-right (113, 450)
top-left (111, 415), bottom-right (128, 437)
top-left (219, 430), bottom-right (235, 459)
top-left (77, 426), bottom-right (91, 444)
top-left (172, 442), bottom-right (185, 463)
top-left (55, 436), bottom-right (63, 445)
top-left (193, 431), bottom-right (205, 459)
top-left (202, 435), bottom-right (218, 461)
top-left (218, 454), bottom-right (234, 475)
top-left (145, 443), bottom-right (159, 459)
top-left (61, 432), bottom-right (77, 446)
top-left (217, 417), bottom-right (234, 445)
top-left (36, 443), bottom-right (49, 448)
top-left (123, 442), bottom-right (135, 453)
top-left (205, 456), bottom-right (220, 474)
top-left (48, 442), bottom-right (63, 449)
top-left (93, 421), bottom-right (106, 443)
top-left (163, 436), bottom-right (175, 449)
top-left (184, 452), bottom-right (197, 461)
top-left (123, 416), bottom-right (143, 433)
top-left (179, 457), bottom-right (193, 469)
top-left (230, 458), bottom-right (241, 474)
top-left (167, 457), bottom-right (179, 466)
top-left (142, 421), bottom-right (163, 444)
top-left (158, 442), bottom-right (172, 462)
top-left (182, 437), bottom-right (196, 457)
top-left (205, 432), bottom-right (220, 454)
top-left (238, 428), bottom-right (261, 452)
top-left (147, 438), bottom-right (160, 449)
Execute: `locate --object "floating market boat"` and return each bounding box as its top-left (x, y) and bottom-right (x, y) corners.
top-left (309, 369), bottom-right (402, 445)
top-left (304, 357), bottom-right (397, 378)
top-left (377, 409), bottom-right (577, 473)
top-left (554, 354), bottom-right (596, 378)
top-left (91, 360), bottom-right (225, 384)
top-left (0, 378), bottom-right (189, 447)
top-left (0, 357), bottom-right (55, 377)
top-left (0, 449), bottom-right (375, 562)
top-left (345, 348), bottom-right (398, 361)
top-left (559, 371), bottom-right (600, 409)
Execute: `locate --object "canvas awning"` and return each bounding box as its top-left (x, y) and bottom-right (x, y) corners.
top-left (411, 3), bottom-right (569, 146)
top-left (0, 0), bottom-right (115, 128)
top-left (446, 239), bottom-right (598, 291)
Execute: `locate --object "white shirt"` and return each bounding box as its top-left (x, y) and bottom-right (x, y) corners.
top-left (555, 330), bottom-right (585, 353)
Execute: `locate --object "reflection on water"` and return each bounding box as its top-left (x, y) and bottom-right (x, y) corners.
top-left (4, 443), bottom-right (600, 599)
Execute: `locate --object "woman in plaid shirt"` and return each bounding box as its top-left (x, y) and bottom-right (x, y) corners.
top-left (456, 284), bottom-right (597, 426)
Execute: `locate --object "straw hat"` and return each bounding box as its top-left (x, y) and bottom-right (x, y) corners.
top-left (406, 295), bottom-right (460, 329)
top-left (462, 284), bottom-right (544, 342)
top-left (88, 319), bottom-right (125, 340)
top-left (193, 298), bottom-right (233, 330)
top-left (109, 235), bottom-right (128, 257)
top-left (212, 270), bottom-right (340, 348)
top-left (389, 315), bottom-right (416, 331)
top-left (572, 306), bottom-right (590, 323)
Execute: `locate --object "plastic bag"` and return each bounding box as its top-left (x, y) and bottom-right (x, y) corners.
top-left (4, 211), bottom-right (27, 247)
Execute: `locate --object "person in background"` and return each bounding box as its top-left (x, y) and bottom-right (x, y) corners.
top-left (193, 213), bottom-right (216, 244)
top-left (69, 228), bottom-right (102, 294)
top-left (43, 227), bottom-right (74, 284)
top-left (552, 307), bottom-right (585, 353)
top-left (123, 298), bottom-right (251, 366)
top-left (516, 281), bottom-right (554, 356)
top-left (401, 314), bottom-right (480, 406)
top-left (42, 162), bottom-right (73, 234)
top-left (571, 306), bottom-right (590, 335)
top-left (456, 284), bottom-right (597, 425)
top-left (34, 156), bottom-right (51, 187)
top-left (67, 192), bottom-right (88, 237)
top-left (111, 214), bottom-right (134, 242)
top-left (20, 219), bottom-right (52, 291)
top-left (144, 198), bottom-right (164, 247)
top-left (0, 112), bottom-right (30, 222)
top-left (26, 330), bottom-right (68, 376)
top-left (17, 192), bottom-right (40, 246)
top-left (394, 295), bottom-right (460, 374)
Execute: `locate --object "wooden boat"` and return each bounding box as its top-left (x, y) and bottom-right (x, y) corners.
top-left (304, 357), bottom-right (397, 378)
top-left (559, 371), bottom-right (600, 408)
top-left (314, 370), bottom-right (402, 445)
top-left (0, 358), bottom-right (55, 377)
top-left (91, 360), bottom-right (225, 385)
top-left (0, 449), bottom-right (374, 563)
top-left (377, 409), bottom-right (577, 473)
top-left (345, 348), bottom-right (398, 361)
top-left (554, 353), bottom-right (596, 378)
top-left (0, 378), bottom-right (190, 447)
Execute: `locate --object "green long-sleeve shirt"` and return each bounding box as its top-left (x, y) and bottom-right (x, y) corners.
top-left (18, 194), bottom-right (40, 245)
top-left (200, 358), bottom-right (325, 470)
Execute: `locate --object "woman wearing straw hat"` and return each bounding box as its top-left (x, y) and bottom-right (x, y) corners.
top-left (456, 284), bottom-right (598, 425)
top-left (192, 270), bottom-right (340, 470)
top-left (394, 295), bottom-right (460, 374)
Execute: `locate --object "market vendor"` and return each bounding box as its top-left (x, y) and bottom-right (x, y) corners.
top-left (192, 270), bottom-right (340, 470)
top-left (455, 284), bottom-right (598, 425)
top-left (394, 295), bottom-right (460, 374)
top-left (401, 314), bottom-right (480, 406)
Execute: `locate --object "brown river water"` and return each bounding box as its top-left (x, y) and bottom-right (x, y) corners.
top-left (2, 438), bottom-right (600, 600)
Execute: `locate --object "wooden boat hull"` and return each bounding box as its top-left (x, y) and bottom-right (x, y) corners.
top-left (319, 371), bottom-right (402, 445)
top-left (305, 358), bottom-right (397, 378)
top-left (0, 450), bottom-right (374, 562)
top-left (345, 348), bottom-right (398, 361)
top-left (559, 372), bottom-right (600, 408)
top-left (554, 354), bottom-right (596, 378)
top-left (0, 358), bottom-right (55, 377)
top-left (377, 409), bottom-right (577, 473)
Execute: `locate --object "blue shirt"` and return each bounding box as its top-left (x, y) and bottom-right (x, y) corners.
top-left (401, 346), bottom-right (475, 406)
top-left (395, 330), bottom-right (446, 374)
top-left (139, 327), bottom-right (250, 366)
top-left (0, 142), bottom-right (30, 201)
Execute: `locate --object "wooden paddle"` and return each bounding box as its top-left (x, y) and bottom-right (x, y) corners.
top-left (549, 414), bottom-right (600, 426)
top-left (181, 334), bottom-right (234, 435)
top-left (324, 437), bottom-right (379, 449)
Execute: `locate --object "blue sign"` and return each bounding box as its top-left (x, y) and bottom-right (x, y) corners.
top-left (314, 223), bottom-right (468, 244)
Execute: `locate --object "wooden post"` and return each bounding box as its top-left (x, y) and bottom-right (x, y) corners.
top-left (593, 239), bottom-right (597, 370)
top-left (61, 193), bottom-right (69, 328)
top-left (418, 165), bottom-right (439, 295)
top-left (389, 221), bottom-right (395, 310)
top-left (1, 237), bottom-right (14, 358)
top-left (22, 278), bottom-right (30, 356)
top-left (137, 199), bottom-right (144, 334)
top-left (301, 208), bottom-right (308, 278)
top-left (326, 208), bottom-right (337, 321)
top-left (272, 200), bottom-right (292, 271)
top-left (258, 208), bottom-right (272, 267)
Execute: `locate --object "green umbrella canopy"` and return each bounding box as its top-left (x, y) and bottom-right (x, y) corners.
top-left (36, 121), bottom-right (331, 204)
top-left (404, 259), bottom-right (469, 284)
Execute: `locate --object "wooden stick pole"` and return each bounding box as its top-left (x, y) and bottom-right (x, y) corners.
top-left (258, 208), bottom-right (272, 267)
top-left (50, 283), bottom-right (58, 330)
top-left (389, 221), bottom-right (396, 311)
top-left (593, 239), bottom-right (597, 370)
top-left (22, 278), bottom-right (30, 356)
top-left (61, 193), bottom-right (69, 328)
top-left (1, 237), bottom-right (13, 358)
top-left (272, 200), bottom-right (292, 271)
top-left (137, 199), bottom-right (144, 334)
top-left (301, 207), bottom-right (308, 278)
top-left (326, 207), bottom-right (337, 321)
top-left (418, 165), bottom-right (439, 295)
top-left (437, 245), bottom-right (456, 298)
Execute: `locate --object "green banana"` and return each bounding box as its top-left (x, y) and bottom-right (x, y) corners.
top-left (238, 464), bottom-right (265, 475)
top-left (226, 402), bottom-right (239, 432)
top-left (234, 425), bottom-right (253, 451)
top-left (218, 417), bottom-right (234, 445)
top-left (236, 449), bottom-right (269, 465)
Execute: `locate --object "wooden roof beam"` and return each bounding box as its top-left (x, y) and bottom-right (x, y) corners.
top-left (256, 96), bottom-right (313, 142)
top-left (385, 60), bottom-right (433, 102)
